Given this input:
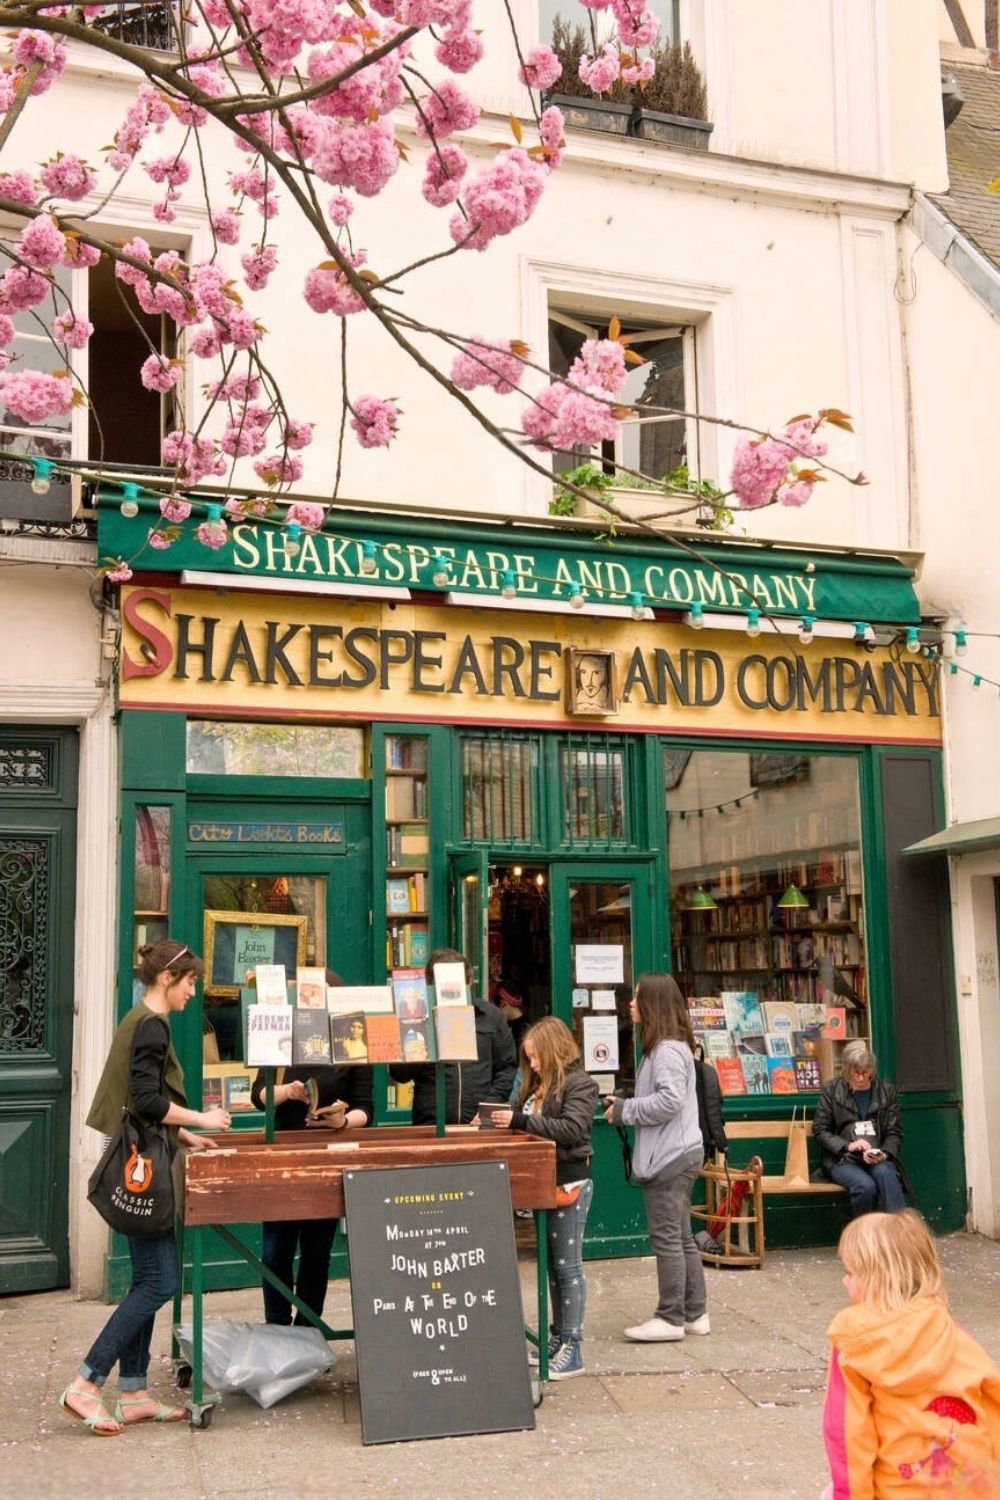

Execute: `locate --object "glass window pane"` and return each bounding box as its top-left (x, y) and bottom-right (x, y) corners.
top-left (667, 749), bottom-right (867, 1091)
top-left (461, 733), bottom-right (538, 843)
top-left (133, 805), bottom-right (171, 985)
top-left (568, 878), bottom-right (634, 1087)
top-left (561, 740), bottom-right (629, 843)
top-left (186, 721), bottom-right (365, 777)
top-left (538, 0), bottom-right (678, 46)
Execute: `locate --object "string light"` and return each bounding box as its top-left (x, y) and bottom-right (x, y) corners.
top-left (904, 627), bottom-right (921, 653)
top-left (954, 630), bottom-right (968, 656)
top-left (973, 675), bottom-right (982, 688)
top-left (359, 540), bottom-right (378, 575)
top-left (798, 614), bottom-right (815, 645)
top-left (501, 569), bottom-right (517, 600)
top-left (745, 606), bottom-right (761, 637)
top-left (284, 520), bottom-right (302, 557)
top-left (569, 583), bottom-right (586, 609)
top-left (431, 551), bottom-right (453, 588)
top-left (687, 602), bottom-right (704, 630)
top-left (630, 591), bottom-right (653, 621)
top-left (119, 482), bottom-right (141, 518)
top-left (853, 622), bottom-right (869, 644)
top-left (30, 458), bottom-right (54, 496)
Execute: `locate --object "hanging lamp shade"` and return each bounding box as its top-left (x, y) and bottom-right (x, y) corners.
top-left (776, 883), bottom-right (810, 909)
top-left (685, 885), bottom-right (718, 911)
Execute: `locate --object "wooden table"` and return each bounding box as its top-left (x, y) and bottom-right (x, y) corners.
top-left (176, 1126), bottom-right (558, 1425)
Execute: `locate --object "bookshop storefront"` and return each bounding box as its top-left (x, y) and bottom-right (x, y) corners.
top-left (100, 497), bottom-right (964, 1290)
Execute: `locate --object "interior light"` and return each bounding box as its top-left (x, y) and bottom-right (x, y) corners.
top-left (954, 630), bottom-right (968, 656)
top-left (359, 540), bottom-right (378, 575)
top-left (534, 872), bottom-right (545, 887)
top-left (687, 602), bottom-right (704, 629)
top-left (777, 883), bottom-right (810, 910)
top-left (119, 482), bottom-right (141, 518)
top-left (501, 569), bottom-right (517, 600)
top-left (513, 865), bottom-right (523, 878)
top-left (798, 615), bottom-right (815, 645)
top-left (685, 885), bottom-right (718, 911)
top-left (30, 458), bottom-right (54, 496)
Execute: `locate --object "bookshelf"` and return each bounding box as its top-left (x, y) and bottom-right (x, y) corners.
top-left (384, 734), bottom-right (430, 971)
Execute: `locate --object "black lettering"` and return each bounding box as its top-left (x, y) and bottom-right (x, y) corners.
top-left (412, 631), bottom-right (446, 693)
top-left (654, 649), bottom-right (690, 705)
top-left (621, 648), bottom-right (655, 703)
top-left (264, 621), bottom-right (304, 685)
top-left (694, 650), bottom-right (724, 706)
top-left (833, 657), bottom-right (861, 712)
top-left (853, 662), bottom-right (886, 715)
top-left (342, 627), bottom-right (377, 687)
top-left (447, 636), bottom-right (488, 695)
top-left (174, 613), bottom-right (218, 682)
top-left (882, 662), bottom-right (915, 716)
top-left (736, 653), bottom-right (768, 709)
top-left (380, 631), bottom-right (415, 688)
top-left (491, 637), bottom-right (526, 698)
top-left (309, 625), bottom-right (343, 687)
top-left (915, 660), bottom-right (940, 717)
top-left (220, 622), bottom-right (262, 684)
top-left (529, 641), bottom-right (562, 700)
top-left (795, 656), bottom-right (832, 712)
top-left (766, 656), bottom-right (796, 710)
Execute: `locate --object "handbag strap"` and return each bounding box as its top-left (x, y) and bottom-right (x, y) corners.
top-left (616, 1122), bottom-right (633, 1183)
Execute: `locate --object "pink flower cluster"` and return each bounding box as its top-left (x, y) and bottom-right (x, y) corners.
top-left (519, 45), bottom-right (562, 91)
top-left (450, 148), bottom-right (548, 252)
top-left (40, 154), bottom-right (96, 202)
top-left (0, 369), bottom-right (73, 424)
top-left (521, 337), bottom-right (628, 451)
top-left (285, 500), bottom-right (324, 528)
top-left (241, 244), bottom-right (278, 290)
top-left (140, 355), bottom-right (181, 394)
top-left (52, 310), bottom-right (93, 349)
top-left (350, 395), bottom-right (400, 448)
top-left (422, 143), bottom-right (468, 207)
top-left (451, 337), bottom-right (524, 395)
top-left (729, 418), bottom-right (829, 510)
top-left (579, 45), bottom-right (621, 95)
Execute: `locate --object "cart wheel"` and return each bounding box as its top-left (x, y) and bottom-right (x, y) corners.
top-left (531, 1379), bottom-right (544, 1408)
top-left (175, 1362), bottom-right (192, 1389)
top-left (188, 1403), bottom-right (214, 1430)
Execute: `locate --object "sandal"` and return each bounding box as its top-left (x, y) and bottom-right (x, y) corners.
top-left (58, 1384), bottom-right (123, 1436)
top-left (114, 1395), bottom-right (187, 1425)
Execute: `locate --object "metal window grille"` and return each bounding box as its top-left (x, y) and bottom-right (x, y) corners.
top-left (560, 734), bottom-right (633, 847)
top-left (91, 2), bottom-right (177, 52)
top-left (461, 733), bottom-right (540, 845)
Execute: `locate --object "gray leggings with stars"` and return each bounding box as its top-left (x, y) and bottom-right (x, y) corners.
top-left (547, 1177), bottom-right (594, 1347)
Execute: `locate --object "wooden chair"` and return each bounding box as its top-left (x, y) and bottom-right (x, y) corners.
top-left (692, 1154), bottom-right (765, 1268)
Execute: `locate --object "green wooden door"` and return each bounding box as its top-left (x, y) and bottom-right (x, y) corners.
top-left (0, 730), bottom-right (77, 1292)
top-left (448, 847), bottom-right (489, 996)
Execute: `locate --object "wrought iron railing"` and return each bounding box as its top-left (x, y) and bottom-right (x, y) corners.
top-left (90, 2), bottom-right (177, 52)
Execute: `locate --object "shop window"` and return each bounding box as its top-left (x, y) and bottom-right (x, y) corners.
top-left (186, 721), bottom-right (365, 778)
top-left (461, 732), bottom-right (540, 845)
top-left (560, 734), bottom-right (633, 846)
top-left (667, 748), bottom-right (869, 1094)
top-left (132, 805), bottom-right (171, 988)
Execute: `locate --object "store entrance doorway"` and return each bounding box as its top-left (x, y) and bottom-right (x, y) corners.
top-left (486, 863), bottom-right (551, 1049)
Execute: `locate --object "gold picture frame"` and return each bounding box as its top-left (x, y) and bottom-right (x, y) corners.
top-left (566, 647), bottom-right (618, 716)
top-left (203, 909), bottom-right (308, 996)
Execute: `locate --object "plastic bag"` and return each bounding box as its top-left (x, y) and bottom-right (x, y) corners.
top-left (175, 1320), bottom-right (334, 1408)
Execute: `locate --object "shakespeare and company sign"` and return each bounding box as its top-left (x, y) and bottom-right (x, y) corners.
top-left (118, 587), bottom-right (940, 745)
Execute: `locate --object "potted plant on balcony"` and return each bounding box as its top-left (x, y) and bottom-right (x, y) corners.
top-left (631, 40), bottom-right (712, 149)
top-left (544, 14), bottom-right (633, 137)
top-left (550, 463), bottom-right (729, 529)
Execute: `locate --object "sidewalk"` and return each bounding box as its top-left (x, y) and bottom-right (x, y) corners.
top-left (4, 1232), bottom-right (1000, 1500)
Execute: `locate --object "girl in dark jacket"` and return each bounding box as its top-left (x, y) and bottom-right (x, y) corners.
top-left (490, 1017), bottom-right (599, 1381)
top-left (812, 1039), bottom-right (906, 1217)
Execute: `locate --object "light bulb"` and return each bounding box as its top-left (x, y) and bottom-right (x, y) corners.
top-left (359, 540), bottom-right (378, 575)
top-left (853, 622), bottom-right (869, 644)
top-left (431, 552), bottom-right (452, 588)
top-left (630, 591), bottom-right (646, 621)
top-left (569, 585), bottom-right (586, 609)
top-left (904, 627), bottom-right (921, 653)
top-left (501, 569), bottom-right (517, 600)
top-left (285, 520), bottom-right (302, 557)
top-left (206, 503), bottom-right (223, 523)
top-left (954, 630), bottom-right (968, 657)
top-left (798, 615), bottom-right (814, 645)
top-left (30, 459), bottom-right (53, 496)
top-left (687, 603), bottom-right (704, 629)
top-left (973, 675), bottom-right (982, 689)
top-left (535, 873), bottom-right (544, 887)
top-left (746, 607), bottom-right (761, 637)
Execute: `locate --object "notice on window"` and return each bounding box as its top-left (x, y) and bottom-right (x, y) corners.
top-left (591, 989), bottom-right (617, 1012)
top-left (582, 1015), bottom-right (620, 1073)
top-left (575, 945), bottom-right (624, 985)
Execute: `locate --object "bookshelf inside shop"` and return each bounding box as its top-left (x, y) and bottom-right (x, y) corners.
top-left (384, 734), bottom-right (429, 1115)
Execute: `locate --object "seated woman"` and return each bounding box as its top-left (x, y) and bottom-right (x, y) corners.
top-left (812, 1040), bottom-right (906, 1217)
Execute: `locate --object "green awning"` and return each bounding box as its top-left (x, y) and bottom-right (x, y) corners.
top-left (904, 817), bottom-right (1000, 857)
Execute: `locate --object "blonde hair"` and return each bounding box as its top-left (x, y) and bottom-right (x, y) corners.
top-left (517, 1017), bottom-right (580, 1111)
top-left (838, 1210), bottom-right (944, 1314)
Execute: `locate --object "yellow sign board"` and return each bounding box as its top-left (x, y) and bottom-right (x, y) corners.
top-left (119, 586), bottom-right (941, 744)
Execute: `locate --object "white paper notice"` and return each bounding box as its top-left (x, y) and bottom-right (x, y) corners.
top-left (591, 988), bottom-right (617, 1012)
top-left (575, 945), bottom-right (625, 985)
top-left (582, 1015), bottom-right (620, 1072)
top-left (571, 987), bottom-right (589, 1009)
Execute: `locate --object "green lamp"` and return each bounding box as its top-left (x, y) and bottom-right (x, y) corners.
top-left (685, 885), bottom-right (718, 911)
top-left (776, 883), bottom-right (809, 910)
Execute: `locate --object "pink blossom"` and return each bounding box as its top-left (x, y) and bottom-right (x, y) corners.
top-left (152, 202), bottom-right (177, 224)
top-left (221, 308), bottom-right (261, 350)
top-left (105, 559), bottom-right (133, 584)
top-left (579, 45), bottom-right (620, 94)
top-left (0, 369), bottom-right (74, 423)
top-left (613, 0), bottom-right (660, 48)
top-left (329, 193), bottom-right (354, 226)
top-left (40, 154), bottom-right (96, 201)
top-left (18, 216), bottom-right (66, 270)
top-left (13, 29), bottom-right (58, 65)
top-left (571, 338), bottom-right (628, 393)
top-left (140, 354), bottom-right (181, 393)
top-left (211, 209), bottom-right (242, 245)
top-left (189, 323), bottom-right (223, 359)
top-left (0, 170), bottom-right (38, 207)
top-left (451, 337), bottom-right (523, 395)
top-left (254, 453), bottom-right (304, 485)
top-left (162, 431), bottom-right (226, 483)
top-left (519, 45), bottom-right (562, 91)
top-left (350, 394), bottom-right (400, 448)
top-left (0, 266), bottom-right (50, 312)
top-left (206, 372), bottom-right (262, 404)
top-left (623, 57), bottom-right (655, 86)
top-left (61, 238), bottom-right (101, 270)
top-left (729, 436), bottom-right (793, 510)
top-left (435, 28), bottom-right (484, 73)
top-left (144, 155), bottom-right (191, 189)
top-left (147, 528), bottom-right (174, 550)
top-left (422, 143), bottom-right (468, 207)
top-left (779, 480), bottom-right (814, 508)
top-left (0, 315), bottom-right (14, 348)
top-left (304, 265), bottom-right (365, 317)
top-left (159, 496), bottom-right (192, 522)
top-left (283, 500), bottom-right (323, 528)
top-left (450, 148), bottom-right (547, 252)
top-left (521, 381), bottom-right (618, 451)
top-left (241, 244), bottom-right (278, 290)
top-left (221, 416), bottom-right (268, 458)
top-left (414, 79), bottom-right (480, 140)
top-left (52, 310), bottom-right (93, 348)
top-left (780, 417), bottom-right (828, 460)
top-left (313, 118), bottom-right (400, 197)
top-left (197, 518), bottom-right (228, 549)
top-left (283, 419), bottom-right (314, 450)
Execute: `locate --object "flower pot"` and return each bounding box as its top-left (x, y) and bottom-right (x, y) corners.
top-left (545, 93), bottom-right (633, 137)
top-left (578, 487), bottom-right (709, 528)
top-left (630, 109), bottom-right (713, 150)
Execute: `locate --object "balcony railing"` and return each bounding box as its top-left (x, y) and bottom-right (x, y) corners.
top-left (91, 2), bottom-right (177, 53)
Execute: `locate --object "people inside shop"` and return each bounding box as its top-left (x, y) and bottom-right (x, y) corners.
top-left (250, 970), bottom-right (373, 1327)
top-left (493, 974), bottom-right (529, 1052)
top-left (822, 1210), bottom-right (1000, 1500)
top-left (604, 972), bottom-right (709, 1344)
top-left (486, 1017), bottom-right (599, 1381)
top-left (61, 940), bottom-right (230, 1435)
top-left (390, 947), bottom-right (517, 1125)
top-left (615, 982), bottom-right (636, 1091)
top-left (812, 1040), bottom-right (906, 1218)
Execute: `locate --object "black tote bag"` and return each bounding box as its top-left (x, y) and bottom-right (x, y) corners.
top-left (87, 1109), bottom-right (175, 1238)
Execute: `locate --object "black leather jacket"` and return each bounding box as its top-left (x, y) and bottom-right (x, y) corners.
top-left (812, 1074), bottom-right (902, 1174)
top-left (510, 1064), bottom-right (600, 1184)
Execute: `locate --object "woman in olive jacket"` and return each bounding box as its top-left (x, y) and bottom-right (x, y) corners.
top-left (812, 1039), bottom-right (906, 1217)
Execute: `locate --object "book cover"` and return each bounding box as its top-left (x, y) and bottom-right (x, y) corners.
top-left (386, 877), bottom-right (411, 915)
top-left (822, 1006), bottom-right (847, 1040)
top-left (721, 990), bottom-right (765, 1036)
top-left (760, 1000), bottom-right (799, 1035)
top-left (764, 1032), bottom-right (793, 1058)
top-left (292, 1007), bottom-right (333, 1067)
top-left (295, 967), bottom-right (327, 1010)
top-left (704, 1031), bottom-right (735, 1062)
top-left (715, 1057), bottom-right (747, 1096)
top-left (408, 927), bottom-right (430, 966)
top-left (330, 1012), bottom-right (369, 1063)
top-left (365, 1012), bottom-right (403, 1063)
top-left (246, 1004), bottom-right (293, 1066)
top-left (797, 1003), bottom-right (825, 1030)
top-left (432, 960), bottom-right (468, 1008)
top-left (735, 1032), bottom-right (767, 1056)
top-left (224, 1072), bottom-right (254, 1110)
top-left (400, 1019), bottom-right (436, 1063)
top-left (392, 968), bottom-right (429, 1021)
top-left (327, 984), bottom-right (394, 1015)
top-left (433, 1004), bottom-right (478, 1060)
top-left (740, 1054), bottom-right (771, 1095)
top-left (202, 1075), bottom-right (223, 1110)
top-left (766, 1057), bottom-right (799, 1094)
top-left (688, 1001), bottom-right (727, 1030)
top-left (792, 1028), bottom-right (821, 1058)
top-left (254, 965), bottom-right (288, 1005)
top-left (794, 1056), bottom-right (821, 1090)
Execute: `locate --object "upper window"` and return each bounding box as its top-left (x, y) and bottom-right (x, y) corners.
top-left (538, 0), bottom-right (680, 48)
top-left (186, 722), bottom-right (366, 778)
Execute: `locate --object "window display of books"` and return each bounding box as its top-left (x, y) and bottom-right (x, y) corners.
top-left (689, 991), bottom-right (866, 1094)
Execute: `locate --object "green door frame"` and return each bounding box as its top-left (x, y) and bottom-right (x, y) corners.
top-left (447, 847), bottom-right (490, 996)
top-left (549, 859), bottom-right (657, 1028)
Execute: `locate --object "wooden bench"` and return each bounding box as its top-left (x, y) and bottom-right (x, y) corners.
top-left (725, 1117), bottom-right (845, 1196)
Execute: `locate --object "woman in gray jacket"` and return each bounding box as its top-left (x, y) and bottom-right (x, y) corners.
top-left (605, 973), bottom-right (709, 1343)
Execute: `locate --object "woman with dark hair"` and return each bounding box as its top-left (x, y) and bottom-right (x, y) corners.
top-left (60, 939), bottom-right (230, 1434)
top-left (603, 972), bottom-right (708, 1343)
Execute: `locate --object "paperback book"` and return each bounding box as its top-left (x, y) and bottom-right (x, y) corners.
top-left (764, 1032), bottom-right (793, 1058)
top-left (740, 1054), bottom-right (771, 1095)
top-left (392, 968), bottom-right (429, 1021)
top-left (433, 1004), bottom-right (478, 1060)
top-left (246, 1004), bottom-right (294, 1066)
top-left (327, 984), bottom-right (394, 1015)
top-left (721, 990), bottom-right (765, 1037)
top-left (365, 1012), bottom-right (403, 1063)
top-left (254, 965), bottom-right (289, 1005)
top-left (432, 961), bottom-right (468, 1007)
top-left (822, 1006), bottom-right (847, 1040)
top-left (292, 1008), bottom-right (333, 1067)
top-left (715, 1057), bottom-right (747, 1096)
top-left (703, 1031), bottom-right (736, 1062)
top-left (400, 1019), bottom-right (436, 1063)
top-left (766, 1057), bottom-right (799, 1094)
top-left (794, 1056), bottom-right (822, 1090)
top-left (386, 877), bottom-right (411, 915)
top-left (760, 1000), bottom-right (799, 1035)
top-left (330, 1012), bottom-right (369, 1063)
top-left (224, 1072), bottom-right (254, 1110)
top-left (295, 967), bottom-right (327, 1010)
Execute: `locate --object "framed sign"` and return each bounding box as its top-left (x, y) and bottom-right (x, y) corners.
top-left (203, 910), bottom-right (308, 996)
top-left (565, 647), bottom-right (617, 716)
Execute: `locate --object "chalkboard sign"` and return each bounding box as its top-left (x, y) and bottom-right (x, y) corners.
top-left (344, 1160), bottom-right (535, 1445)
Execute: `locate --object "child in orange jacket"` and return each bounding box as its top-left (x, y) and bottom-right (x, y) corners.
top-left (822, 1210), bottom-right (1000, 1499)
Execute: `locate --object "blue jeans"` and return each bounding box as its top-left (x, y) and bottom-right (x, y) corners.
top-left (80, 1230), bottom-right (180, 1390)
top-left (547, 1179), bottom-right (593, 1348)
top-left (828, 1156), bottom-right (906, 1217)
top-left (261, 1218), bottom-right (339, 1325)
top-left (642, 1159), bottom-right (706, 1327)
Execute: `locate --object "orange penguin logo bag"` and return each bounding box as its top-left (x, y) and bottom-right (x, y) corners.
top-left (88, 1110), bottom-right (174, 1237)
